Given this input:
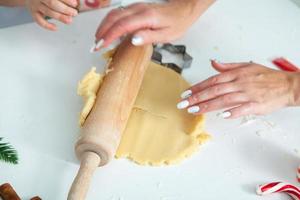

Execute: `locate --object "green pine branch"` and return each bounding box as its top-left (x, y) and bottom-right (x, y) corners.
top-left (0, 137), bottom-right (18, 164)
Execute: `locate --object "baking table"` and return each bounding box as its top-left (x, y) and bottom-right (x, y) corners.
top-left (1, 0), bottom-right (300, 199)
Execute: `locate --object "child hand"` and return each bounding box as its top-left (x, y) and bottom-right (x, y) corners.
top-left (26, 0), bottom-right (78, 31)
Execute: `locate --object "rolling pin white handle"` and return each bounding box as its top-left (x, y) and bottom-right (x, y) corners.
top-left (68, 152), bottom-right (101, 200)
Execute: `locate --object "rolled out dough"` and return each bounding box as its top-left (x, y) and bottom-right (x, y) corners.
top-left (77, 67), bottom-right (104, 126)
top-left (78, 62), bottom-right (210, 166)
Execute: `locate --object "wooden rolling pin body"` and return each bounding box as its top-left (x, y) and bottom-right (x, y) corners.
top-left (68, 37), bottom-right (153, 200)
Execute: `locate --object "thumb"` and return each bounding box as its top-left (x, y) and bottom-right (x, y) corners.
top-left (211, 60), bottom-right (249, 72)
top-left (131, 29), bottom-right (170, 46)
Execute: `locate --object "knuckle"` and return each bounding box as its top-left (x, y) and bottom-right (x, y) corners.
top-left (212, 85), bottom-right (222, 95)
top-left (44, 8), bottom-right (51, 15)
top-left (222, 94), bottom-right (234, 104)
top-left (209, 76), bottom-right (218, 85)
top-left (106, 12), bottom-right (117, 23)
top-left (65, 7), bottom-right (73, 14)
top-left (200, 103), bottom-right (209, 112)
top-left (189, 93), bottom-right (200, 104)
top-left (115, 19), bottom-right (128, 32)
top-left (222, 72), bottom-right (233, 81)
top-left (106, 9), bottom-right (119, 22)
top-left (189, 95), bottom-right (196, 104)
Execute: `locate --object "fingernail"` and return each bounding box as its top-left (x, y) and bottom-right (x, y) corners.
top-left (177, 100), bottom-right (189, 109)
top-left (210, 59), bottom-right (219, 63)
top-left (90, 43), bottom-right (96, 53)
top-left (187, 106), bottom-right (200, 114)
top-left (221, 111), bottom-right (231, 118)
top-left (95, 39), bottom-right (104, 50)
top-left (131, 35), bottom-right (143, 46)
top-left (181, 90), bottom-right (192, 99)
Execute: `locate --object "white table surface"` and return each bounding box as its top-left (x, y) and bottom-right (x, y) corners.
top-left (1, 0), bottom-right (300, 199)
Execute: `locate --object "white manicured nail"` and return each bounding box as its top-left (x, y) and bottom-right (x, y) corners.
top-left (181, 90), bottom-right (192, 99)
top-left (187, 106), bottom-right (200, 113)
top-left (95, 39), bottom-right (104, 49)
top-left (221, 111), bottom-right (231, 118)
top-left (131, 36), bottom-right (143, 46)
top-left (177, 100), bottom-right (189, 109)
top-left (90, 39), bottom-right (104, 53)
top-left (90, 43), bottom-right (96, 53)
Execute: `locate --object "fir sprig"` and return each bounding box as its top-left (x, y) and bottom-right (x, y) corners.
top-left (0, 137), bottom-right (18, 164)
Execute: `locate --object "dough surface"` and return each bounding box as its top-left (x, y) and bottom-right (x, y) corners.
top-left (78, 62), bottom-right (210, 166)
top-left (77, 67), bottom-right (104, 126)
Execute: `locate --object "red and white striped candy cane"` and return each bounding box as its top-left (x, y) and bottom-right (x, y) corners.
top-left (257, 182), bottom-right (300, 200)
top-left (297, 165), bottom-right (300, 183)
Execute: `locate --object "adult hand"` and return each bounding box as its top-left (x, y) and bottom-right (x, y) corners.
top-left (26, 0), bottom-right (78, 31)
top-left (177, 60), bottom-right (300, 118)
top-left (93, 0), bottom-right (215, 49)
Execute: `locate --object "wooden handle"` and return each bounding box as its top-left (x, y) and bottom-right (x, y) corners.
top-left (68, 152), bottom-right (100, 200)
top-left (75, 37), bottom-right (153, 165)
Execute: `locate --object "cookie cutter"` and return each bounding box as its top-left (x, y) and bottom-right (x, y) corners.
top-left (151, 43), bottom-right (193, 74)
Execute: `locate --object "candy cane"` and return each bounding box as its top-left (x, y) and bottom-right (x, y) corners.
top-left (297, 165), bottom-right (300, 183)
top-left (257, 182), bottom-right (300, 200)
top-left (272, 57), bottom-right (299, 72)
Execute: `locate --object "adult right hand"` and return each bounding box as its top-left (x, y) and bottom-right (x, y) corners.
top-left (93, 0), bottom-right (215, 49)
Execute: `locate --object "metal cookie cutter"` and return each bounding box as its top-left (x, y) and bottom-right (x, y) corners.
top-left (151, 43), bottom-right (193, 74)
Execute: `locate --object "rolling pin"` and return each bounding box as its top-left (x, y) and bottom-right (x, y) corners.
top-left (68, 36), bottom-right (153, 200)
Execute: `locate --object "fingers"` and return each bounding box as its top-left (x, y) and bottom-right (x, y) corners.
top-left (131, 28), bottom-right (170, 45)
top-left (94, 3), bottom-right (161, 48)
top-left (95, 4), bottom-right (143, 40)
top-left (211, 60), bottom-right (249, 72)
top-left (33, 12), bottom-right (57, 31)
top-left (100, 12), bottom-right (157, 47)
top-left (181, 72), bottom-right (236, 99)
top-left (222, 102), bottom-right (261, 119)
top-left (60, 0), bottom-right (78, 7)
top-left (180, 60), bottom-right (253, 99)
top-left (39, 3), bottom-right (72, 24)
top-left (185, 82), bottom-right (240, 106)
top-left (178, 61), bottom-right (285, 119)
top-left (41, 0), bottom-right (78, 16)
top-left (184, 92), bottom-right (249, 115)
top-left (95, 9), bottom-right (132, 40)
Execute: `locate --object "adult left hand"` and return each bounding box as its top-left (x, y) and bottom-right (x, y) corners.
top-left (177, 60), bottom-right (300, 118)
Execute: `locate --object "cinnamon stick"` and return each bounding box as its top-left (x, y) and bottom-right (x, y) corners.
top-left (0, 183), bottom-right (21, 200)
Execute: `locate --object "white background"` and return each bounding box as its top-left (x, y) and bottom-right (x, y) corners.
top-left (1, 0), bottom-right (300, 199)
